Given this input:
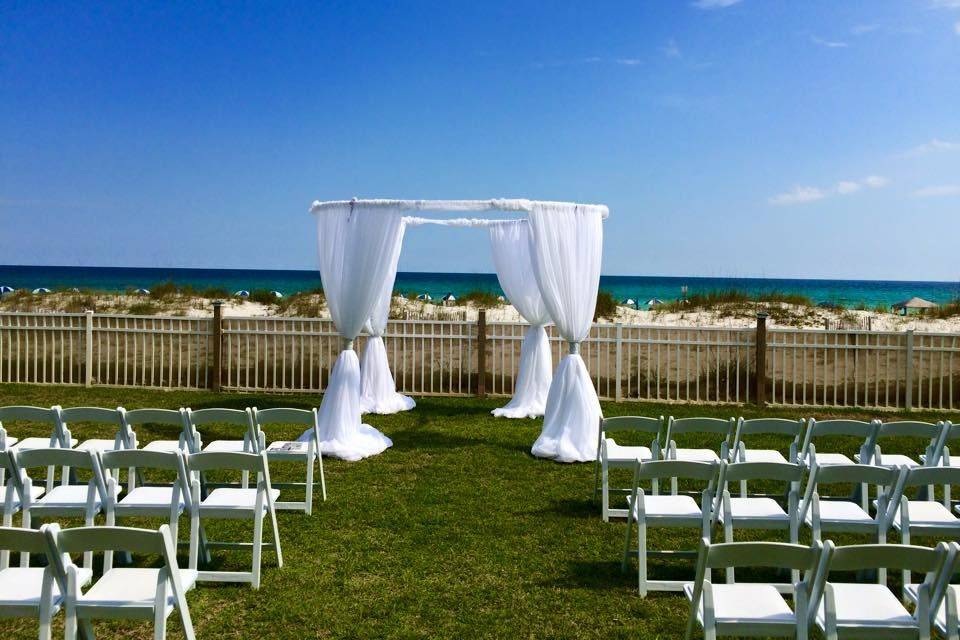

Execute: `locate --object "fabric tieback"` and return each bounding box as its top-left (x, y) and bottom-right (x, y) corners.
top-left (343, 338), bottom-right (355, 350)
top-left (568, 342), bottom-right (580, 355)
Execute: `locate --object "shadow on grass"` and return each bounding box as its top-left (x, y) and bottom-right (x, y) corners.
top-left (548, 560), bottom-right (635, 590)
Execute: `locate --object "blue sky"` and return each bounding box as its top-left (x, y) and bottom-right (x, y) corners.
top-left (1, 1), bottom-right (958, 280)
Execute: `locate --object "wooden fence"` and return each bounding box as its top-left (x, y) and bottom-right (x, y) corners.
top-left (2, 309), bottom-right (959, 411)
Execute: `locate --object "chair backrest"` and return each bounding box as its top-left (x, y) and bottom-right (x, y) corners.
top-left (0, 524), bottom-right (58, 573)
top-left (186, 450), bottom-right (268, 474)
top-left (601, 416), bottom-right (663, 437)
top-left (666, 416), bottom-right (734, 438)
top-left (187, 407), bottom-right (253, 427)
top-left (809, 461), bottom-right (901, 487)
top-left (53, 524), bottom-right (168, 555)
top-left (718, 461), bottom-right (804, 485)
top-left (800, 418), bottom-right (878, 457)
top-left (123, 408), bottom-right (187, 428)
top-left (903, 465), bottom-right (960, 490)
top-left (59, 406), bottom-right (124, 427)
top-left (702, 539), bottom-right (821, 571)
top-left (100, 449), bottom-right (190, 499)
top-left (633, 459), bottom-right (719, 483)
top-left (252, 407), bottom-right (316, 427)
top-left (15, 447), bottom-right (108, 501)
top-left (826, 542), bottom-right (944, 574)
top-left (0, 405), bottom-right (64, 444)
top-left (875, 420), bottom-right (944, 442)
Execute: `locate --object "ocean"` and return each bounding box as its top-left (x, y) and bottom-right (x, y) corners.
top-left (1, 265), bottom-right (958, 308)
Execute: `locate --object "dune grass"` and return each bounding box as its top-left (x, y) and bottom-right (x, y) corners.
top-left (0, 383), bottom-right (957, 639)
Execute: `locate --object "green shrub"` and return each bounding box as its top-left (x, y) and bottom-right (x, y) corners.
top-left (148, 281), bottom-right (179, 300)
top-left (199, 287), bottom-right (230, 299)
top-left (594, 290), bottom-right (618, 321)
top-left (127, 302), bottom-right (160, 315)
top-left (459, 290), bottom-right (501, 307)
top-left (248, 289), bottom-right (280, 305)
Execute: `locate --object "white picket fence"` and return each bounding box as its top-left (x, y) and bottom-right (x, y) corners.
top-left (1, 311), bottom-right (958, 411)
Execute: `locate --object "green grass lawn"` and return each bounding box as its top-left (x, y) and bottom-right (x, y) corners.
top-left (1, 383), bottom-right (958, 639)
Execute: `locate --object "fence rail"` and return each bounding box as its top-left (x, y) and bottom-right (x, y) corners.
top-left (2, 309), bottom-right (959, 411)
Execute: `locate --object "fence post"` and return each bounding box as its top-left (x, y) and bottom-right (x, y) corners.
top-left (477, 308), bottom-right (487, 397)
top-left (755, 313), bottom-right (768, 406)
top-left (615, 323), bottom-right (623, 402)
top-left (212, 301), bottom-right (223, 392)
top-left (84, 310), bottom-right (94, 387)
top-left (904, 329), bottom-right (914, 411)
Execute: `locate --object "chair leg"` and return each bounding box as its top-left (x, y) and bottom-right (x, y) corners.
top-left (724, 519), bottom-right (734, 584)
top-left (80, 619), bottom-right (96, 640)
top-left (637, 521), bottom-right (648, 597)
top-left (601, 463), bottom-right (610, 522)
top-left (241, 470), bottom-right (249, 490)
top-left (154, 598), bottom-right (167, 640)
top-left (189, 511), bottom-right (200, 571)
top-left (878, 530), bottom-right (887, 584)
top-left (19, 509), bottom-right (31, 567)
top-left (305, 456), bottom-right (314, 516)
top-left (252, 514), bottom-right (263, 589)
top-left (317, 452), bottom-right (327, 501)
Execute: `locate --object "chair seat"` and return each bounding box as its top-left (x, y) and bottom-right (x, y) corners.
top-left (143, 440), bottom-right (188, 453)
top-left (201, 488), bottom-right (280, 512)
top-left (2, 436), bottom-right (17, 447)
top-left (78, 568), bottom-right (197, 612)
top-left (34, 485), bottom-right (102, 510)
top-left (6, 484), bottom-right (46, 511)
top-left (202, 440), bottom-right (249, 453)
top-left (627, 494), bottom-right (704, 520)
top-left (672, 448), bottom-right (720, 463)
top-left (12, 437), bottom-right (78, 450)
top-left (684, 582), bottom-right (796, 626)
top-left (810, 452), bottom-right (855, 466)
top-left (891, 501), bottom-right (959, 530)
top-left (719, 497), bottom-right (790, 523)
top-left (0, 566), bottom-right (92, 607)
top-left (605, 440), bottom-right (653, 463)
top-left (855, 453), bottom-right (920, 468)
top-left (265, 441), bottom-right (311, 458)
top-left (739, 448), bottom-right (788, 464)
top-left (118, 486), bottom-right (185, 511)
top-left (816, 583), bottom-right (916, 630)
top-left (76, 439), bottom-right (124, 453)
top-left (805, 501), bottom-right (873, 526)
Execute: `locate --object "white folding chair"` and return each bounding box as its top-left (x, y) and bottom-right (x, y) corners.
top-left (906, 541), bottom-right (960, 640)
top-left (0, 406), bottom-right (74, 452)
top-left (1, 451), bottom-right (45, 569)
top-left (126, 408), bottom-right (200, 454)
top-left (857, 420), bottom-right (946, 470)
top-left (252, 407), bottom-right (325, 514)
top-left (891, 467), bottom-right (960, 588)
top-left (622, 459), bottom-right (718, 596)
top-left (61, 406), bottom-right (136, 454)
top-left (665, 417), bottom-right (735, 466)
top-left (715, 461), bottom-right (804, 590)
top-left (187, 407), bottom-right (258, 489)
top-left (15, 447), bottom-right (109, 570)
top-left (188, 451), bottom-right (282, 589)
top-left (595, 415), bottom-right (664, 521)
top-left (799, 419), bottom-right (878, 467)
top-left (800, 460), bottom-right (906, 582)
top-left (0, 524), bottom-right (81, 640)
top-left (926, 421), bottom-right (960, 468)
top-left (812, 541), bottom-right (952, 640)
top-left (684, 539), bottom-right (824, 640)
top-left (101, 449), bottom-right (192, 547)
top-left (50, 524), bottom-right (196, 640)
top-left (731, 418), bottom-right (806, 464)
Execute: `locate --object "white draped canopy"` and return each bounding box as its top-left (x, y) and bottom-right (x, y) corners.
top-left (308, 198), bottom-right (608, 462)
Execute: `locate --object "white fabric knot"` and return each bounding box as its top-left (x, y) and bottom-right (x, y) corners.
top-left (568, 342), bottom-right (580, 355)
top-left (343, 338), bottom-right (355, 350)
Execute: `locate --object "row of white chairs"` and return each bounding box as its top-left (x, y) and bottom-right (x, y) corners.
top-left (2, 446), bottom-right (283, 590)
top-left (1, 522), bottom-right (195, 639)
top-left (618, 454), bottom-right (960, 596)
top-left (0, 405), bottom-right (326, 514)
top-left (596, 415), bottom-right (956, 521)
top-left (684, 538), bottom-right (960, 640)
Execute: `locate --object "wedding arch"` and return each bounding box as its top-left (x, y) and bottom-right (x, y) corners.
top-left (302, 198), bottom-right (609, 463)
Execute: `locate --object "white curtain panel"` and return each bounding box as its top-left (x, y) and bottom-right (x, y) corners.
top-left (303, 202), bottom-right (406, 460)
top-left (527, 202), bottom-right (604, 462)
top-left (489, 220), bottom-right (553, 419)
top-left (359, 280), bottom-right (416, 414)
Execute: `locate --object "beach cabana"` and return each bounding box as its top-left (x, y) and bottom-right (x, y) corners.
top-left (892, 297), bottom-right (938, 315)
top-left (305, 198), bottom-right (608, 463)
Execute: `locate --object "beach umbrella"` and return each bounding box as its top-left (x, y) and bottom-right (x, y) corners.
top-left (892, 296), bottom-right (938, 315)
top-left (32, 287), bottom-right (52, 294)
top-left (234, 290), bottom-right (250, 297)
top-left (646, 298), bottom-right (663, 307)
top-left (416, 293), bottom-right (432, 302)
top-left (70, 288), bottom-right (80, 293)
top-left (621, 298), bottom-right (636, 308)
top-left (496, 295), bottom-right (506, 303)
top-left (136, 288), bottom-right (150, 295)
top-left (0, 285), bottom-right (14, 294)
top-left (441, 292), bottom-right (456, 304)
top-left (270, 290), bottom-right (283, 299)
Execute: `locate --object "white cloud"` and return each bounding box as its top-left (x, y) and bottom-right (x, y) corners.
top-left (914, 185), bottom-right (960, 197)
top-left (836, 181), bottom-right (862, 194)
top-left (615, 58), bottom-right (643, 66)
top-left (769, 176), bottom-right (888, 206)
top-left (691, 0), bottom-right (742, 8)
top-left (769, 186), bottom-right (826, 206)
top-left (662, 39), bottom-right (681, 58)
top-left (902, 138), bottom-right (960, 157)
top-left (851, 24), bottom-right (880, 35)
top-left (812, 36), bottom-right (850, 48)
top-left (931, 0), bottom-right (960, 8)
top-left (955, 20), bottom-right (960, 34)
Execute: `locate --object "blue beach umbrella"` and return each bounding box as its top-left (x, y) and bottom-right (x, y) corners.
top-left (270, 291), bottom-right (283, 299)
top-left (416, 293), bottom-right (432, 301)
top-left (0, 285), bottom-right (14, 294)
top-left (32, 287), bottom-right (52, 294)
top-left (234, 290), bottom-right (250, 297)
top-left (136, 288), bottom-right (150, 295)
